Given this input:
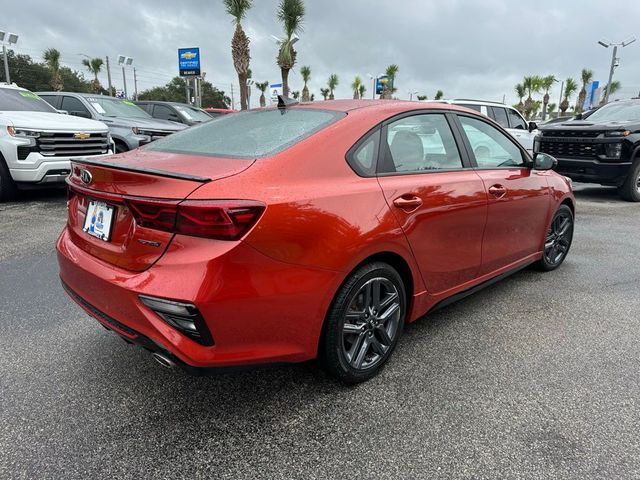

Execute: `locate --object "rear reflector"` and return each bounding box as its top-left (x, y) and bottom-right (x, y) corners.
top-left (124, 199), bottom-right (265, 241)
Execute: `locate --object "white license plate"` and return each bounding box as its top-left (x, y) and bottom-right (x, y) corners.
top-left (82, 200), bottom-right (115, 242)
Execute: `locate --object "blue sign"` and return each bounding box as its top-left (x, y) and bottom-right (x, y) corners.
top-left (583, 80), bottom-right (599, 111)
top-left (178, 47), bottom-right (201, 77)
top-left (375, 75), bottom-right (390, 95)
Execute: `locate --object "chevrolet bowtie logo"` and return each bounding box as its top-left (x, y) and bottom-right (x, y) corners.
top-left (74, 132), bottom-right (91, 140)
top-left (181, 52), bottom-right (197, 60)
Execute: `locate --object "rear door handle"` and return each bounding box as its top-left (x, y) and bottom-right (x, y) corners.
top-left (393, 195), bottom-right (423, 212)
top-left (488, 184), bottom-right (507, 198)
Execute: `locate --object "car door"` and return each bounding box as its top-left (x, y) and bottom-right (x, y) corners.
top-left (375, 112), bottom-right (488, 294)
top-left (455, 114), bottom-right (551, 275)
top-left (505, 107), bottom-right (535, 152)
top-left (60, 96), bottom-right (92, 119)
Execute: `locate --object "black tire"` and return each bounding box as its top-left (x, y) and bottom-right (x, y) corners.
top-left (320, 262), bottom-right (406, 384)
top-left (0, 157), bottom-right (18, 202)
top-left (618, 160), bottom-right (640, 202)
top-left (534, 204), bottom-right (574, 271)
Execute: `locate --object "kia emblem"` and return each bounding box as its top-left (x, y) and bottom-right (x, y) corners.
top-left (80, 169), bottom-right (92, 185)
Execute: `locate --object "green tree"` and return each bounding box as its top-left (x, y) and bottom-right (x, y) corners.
top-left (540, 75), bottom-right (556, 120)
top-left (139, 77), bottom-right (230, 108)
top-left (276, 0), bottom-right (305, 97)
top-left (523, 75), bottom-right (542, 119)
top-left (547, 102), bottom-right (557, 114)
top-left (358, 83), bottom-right (366, 100)
top-left (434, 89), bottom-right (444, 100)
top-left (601, 80), bottom-right (621, 104)
top-left (255, 81), bottom-right (269, 107)
top-left (560, 77), bottom-right (577, 114)
top-left (382, 64), bottom-right (399, 99)
top-left (327, 74), bottom-right (338, 100)
top-left (300, 65), bottom-right (311, 101)
top-left (351, 75), bottom-right (362, 99)
top-left (292, 90), bottom-right (300, 100)
top-left (223, 0), bottom-right (252, 110)
top-left (82, 57), bottom-right (104, 93)
top-left (576, 68), bottom-right (593, 113)
top-left (43, 48), bottom-right (63, 91)
top-left (310, 93), bottom-right (315, 101)
top-left (320, 87), bottom-right (330, 100)
top-left (514, 83), bottom-right (525, 113)
top-left (416, 94), bottom-right (427, 101)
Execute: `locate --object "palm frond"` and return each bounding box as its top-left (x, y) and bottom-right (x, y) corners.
top-left (277, 0), bottom-right (305, 37)
top-left (223, 0), bottom-right (252, 23)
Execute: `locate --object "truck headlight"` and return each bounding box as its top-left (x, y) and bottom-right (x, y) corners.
top-left (604, 142), bottom-right (622, 159)
top-left (7, 126), bottom-right (41, 138)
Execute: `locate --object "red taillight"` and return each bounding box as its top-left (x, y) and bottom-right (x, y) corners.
top-left (125, 199), bottom-right (265, 241)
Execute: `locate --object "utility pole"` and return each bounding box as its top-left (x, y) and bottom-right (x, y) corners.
top-left (557, 80), bottom-right (564, 112)
top-left (105, 56), bottom-right (113, 96)
top-left (2, 45), bottom-right (9, 84)
top-left (121, 66), bottom-right (127, 99)
top-left (133, 67), bottom-right (138, 101)
top-left (604, 45), bottom-right (618, 105)
top-left (184, 77), bottom-right (190, 104)
top-left (230, 83), bottom-right (235, 110)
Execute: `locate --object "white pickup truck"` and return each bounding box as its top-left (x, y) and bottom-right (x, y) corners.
top-left (0, 83), bottom-right (112, 201)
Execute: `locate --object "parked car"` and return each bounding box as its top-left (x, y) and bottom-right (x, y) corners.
top-left (38, 92), bottom-right (186, 153)
top-left (0, 84), bottom-right (111, 201)
top-left (204, 107), bottom-right (237, 118)
top-left (134, 100), bottom-right (213, 126)
top-left (433, 99), bottom-right (538, 153)
top-left (58, 100), bottom-right (574, 383)
top-left (535, 98), bottom-right (640, 201)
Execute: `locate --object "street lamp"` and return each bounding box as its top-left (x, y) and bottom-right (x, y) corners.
top-left (0, 30), bottom-right (19, 84)
top-left (408, 91), bottom-right (418, 101)
top-left (117, 55), bottom-right (134, 99)
top-left (598, 36), bottom-right (636, 104)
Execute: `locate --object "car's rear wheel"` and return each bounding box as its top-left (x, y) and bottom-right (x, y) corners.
top-left (320, 262), bottom-right (406, 384)
top-left (618, 160), bottom-right (640, 202)
top-left (534, 204), bottom-right (574, 271)
top-left (0, 157), bottom-right (18, 202)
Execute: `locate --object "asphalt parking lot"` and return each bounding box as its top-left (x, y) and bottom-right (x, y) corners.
top-left (1, 185), bottom-right (639, 479)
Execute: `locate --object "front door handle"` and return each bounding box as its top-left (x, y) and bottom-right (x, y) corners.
top-left (393, 195), bottom-right (423, 212)
top-left (488, 184), bottom-right (507, 198)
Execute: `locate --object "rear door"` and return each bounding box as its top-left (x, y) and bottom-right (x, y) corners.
top-left (454, 114), bottom-right (550, 275)
top-left (375, 111), bottom-right (488, 294)
top-left (505, 107), bottom-right (535, 152)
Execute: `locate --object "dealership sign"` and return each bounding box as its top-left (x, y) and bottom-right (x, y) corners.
top-left (178, 47), bottom-right (201, 76)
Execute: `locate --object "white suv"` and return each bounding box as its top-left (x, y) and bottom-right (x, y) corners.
top-left (434, 99), bottom-right (538, 153)
top-left (0, 84), bottom-right (112, 201)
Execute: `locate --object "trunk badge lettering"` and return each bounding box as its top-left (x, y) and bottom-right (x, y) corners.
top-left (80, 169), bottom-right (92, 185)
top-left (138, 239), bottom-right (161, 247)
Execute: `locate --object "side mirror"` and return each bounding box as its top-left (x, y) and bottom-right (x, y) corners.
top-left (56, 109), bottom-right (69, 115)
top-left (528, 121), bottom-right (538, 133)
top-left (533, 152), bottom-right (557, 171)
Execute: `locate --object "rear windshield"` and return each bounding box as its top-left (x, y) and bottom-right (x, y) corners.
top-left (85, 97), bottom-right (151, 118)
top-left (0, 88), bottom-right (57, 112)
top-left (174, 105), bottom-right (212, 123)
top-left (145, 108), bottom-right (346, 158)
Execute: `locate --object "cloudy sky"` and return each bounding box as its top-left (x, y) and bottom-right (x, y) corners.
top-left (5, 0), bottom-right (640, 107)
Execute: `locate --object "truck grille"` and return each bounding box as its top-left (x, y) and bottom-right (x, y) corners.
top-left (544, 130), bottom-right (600, 138)
top-left (540, 140), bottom-right (601, 159)
top-left (37, 132), bottom-right (110, 157)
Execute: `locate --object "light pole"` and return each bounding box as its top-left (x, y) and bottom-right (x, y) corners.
top-left (408, 91), bottom-right (418, 101)
top-left (117, 55), bottom-right (133, 99)
top-left (246, 79), bottom-right (254, 109)
top-left (598, 37), bottom-right (636, 104)
top-left (0, 30), bottom-right (19, 84)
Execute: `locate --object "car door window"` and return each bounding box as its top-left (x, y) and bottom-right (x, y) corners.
top-left (381, 114), bottom-right (463, 173)
top-left (153, 104), bottom-right (180, 122)
top-left (61, 96), bottom-right (90, 117)
top-left (348, 129), bottom-right (380, 176)
top-left (137, 103), bottom-right (152, 113)
top-left (459, 115), bottom-right (526, 168)
top-left (507, 109), bottom-right (527, 129)
top-left (457, 103), bottom-right (482, 112)
top-left (490, 107), bottom-right (509, 128)
top-left (38, 95), bottom-right (60, 109)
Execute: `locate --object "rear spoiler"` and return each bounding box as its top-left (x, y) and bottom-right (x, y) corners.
top-left (72, 158), bottom-right (212, 183)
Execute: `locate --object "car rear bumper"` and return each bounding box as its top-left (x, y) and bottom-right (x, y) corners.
top-left (56, 227), bottom-right (341, 370)
top-left (555, 157), bottom-right (631, 186)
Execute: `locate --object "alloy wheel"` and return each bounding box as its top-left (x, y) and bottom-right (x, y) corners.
top-left (342, 277), bottom-right (401, 370)
top-left (544, 211), bottom-right (573, 266)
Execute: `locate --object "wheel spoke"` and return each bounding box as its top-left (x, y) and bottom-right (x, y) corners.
top-left (379, 291), bottom-right (399, 310)
top-left (370, 336), bottom-right (388, 355)
top-left (379, 302), bottom-right (400, 323)
top-left (372, 280), bottom-right (381, 309)
top-left (343, 322), bottom-right (363, 336)
top-left (557, 217), bottom-right (570, 237)
top-left (376, 325), bottom-right (392, 345)
top-left (352, 336), bottom-right (371, 368)
top-left (363, 281), bottom-right (373, 309)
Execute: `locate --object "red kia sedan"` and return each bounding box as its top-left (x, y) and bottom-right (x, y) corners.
top-left (57, 99), bottom-right (575, 383)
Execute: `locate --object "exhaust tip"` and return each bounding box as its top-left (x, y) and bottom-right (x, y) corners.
top-left (152, 352), bottom-right (176, 369)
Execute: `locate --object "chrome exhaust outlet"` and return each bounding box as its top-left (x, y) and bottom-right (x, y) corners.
top-left (152, 352), bottom-right (176, 369)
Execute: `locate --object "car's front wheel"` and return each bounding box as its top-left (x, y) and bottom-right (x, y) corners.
top-left (320, 262), bottom-right (406, 384)
top-left (0, 157), bottom-right (18, 202)
top-left (618, 159), bottom-right (640, 202)
top-left (535, 204), bottom-right (574, 271)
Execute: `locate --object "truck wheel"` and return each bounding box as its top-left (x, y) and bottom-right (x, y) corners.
top-left (618, 160), bottom-right (640, 202)
top-left (0, 157), bottom-right (18, 202)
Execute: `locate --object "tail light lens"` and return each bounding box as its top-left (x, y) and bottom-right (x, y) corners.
top-left (125, 198), bottom-right (265, 240)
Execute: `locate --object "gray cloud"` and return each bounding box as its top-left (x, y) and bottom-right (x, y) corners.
top-left (5, 0), bottom-right (640, 107)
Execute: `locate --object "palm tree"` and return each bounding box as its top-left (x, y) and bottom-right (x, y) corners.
top-left (327, 74), bottom-right (338, 100)
top-left (358, 83), bottom-right (366, 100)
top-left (310, 93), bottom-right (315, 101)
top-left (514, 83), bottom-right (525, 113)
top-left (255, 81), bottom-right (269, 107)
top-left (82, 57), bottom-right (104, 93)
top-left (531, 100), bottom-right (542, 119)
top-left (560, 77), bottom-right (577, 114)
top-left (320, 88), bottom-right (330, 100)
top-left (276, 0), bottom-right (305, 97)
top-left (292, 90), bottom-right (300, 100)
top-left (43, 48), bottom-right (63, 91)
top-left (523, 75), bottom-right (542, 119)
top-left (382, 64), bottom-right (399, 99)
top-left (547, 102), bottom-right (557, 115)
top-left (434, 90), bottom-right (444, 100)
top-left (300, 65), bottom-right (311, 102)
top-left (223, 0), bottom-right (252, 110)
top-left (351, 75), bottom-right (362, 99)
top-left (416, 94), bottom-right (427, 101)
top-left (601, 80), bottom-right (622, 104)
top-left (576, 68), bottom-right (593, 113)
top-left (540, 75), bottom-right (556, 120)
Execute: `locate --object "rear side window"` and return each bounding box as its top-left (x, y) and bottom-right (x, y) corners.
top-left (61, 96), bottom-right (90, 116)
top-left (348, 129), bottom-right (380, 176)
top-left (507, 109), bottom-right (527, 129)
top-left (146, 108), bottom-right (345, 159)
top-left (490, 107), bottom-right (509, 128)
top-left (457, 103), bottom-right (482, 112)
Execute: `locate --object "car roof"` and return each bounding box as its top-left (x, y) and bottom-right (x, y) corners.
top-left (0, 83), bottom-right (29, 91)
top-left (445, 99), bottom-right (513, 108)
top-left (134, 100), bottom-right (196, 107)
